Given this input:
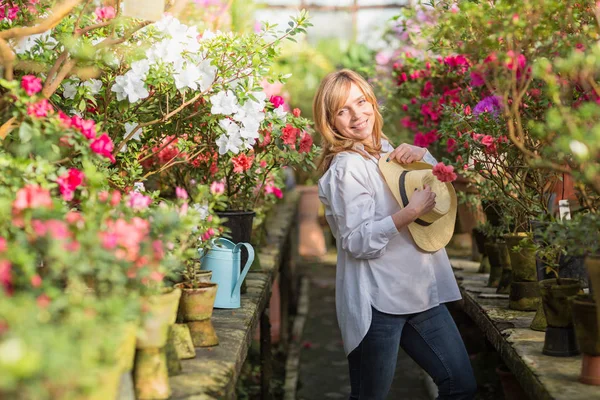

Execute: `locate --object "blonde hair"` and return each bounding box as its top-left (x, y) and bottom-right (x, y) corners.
top-left (313, 69), bottom-right (389, 171)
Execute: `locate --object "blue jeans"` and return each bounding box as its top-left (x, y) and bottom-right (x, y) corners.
top-left (348, 304), bottom-right (477, 400)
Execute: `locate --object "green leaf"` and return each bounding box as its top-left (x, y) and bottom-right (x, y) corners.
top-left (18, 122), bottom-right (34, 143)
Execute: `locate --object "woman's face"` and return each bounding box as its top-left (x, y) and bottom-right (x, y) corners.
top-left (333, 83), bottom-right (375, 144)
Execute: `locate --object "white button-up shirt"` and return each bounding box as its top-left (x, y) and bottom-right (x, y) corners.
top-left (318, 139), bottom-right (461, 356)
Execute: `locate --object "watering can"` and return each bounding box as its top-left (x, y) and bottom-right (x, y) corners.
top-left (199, 238), bottom-right (254, 309)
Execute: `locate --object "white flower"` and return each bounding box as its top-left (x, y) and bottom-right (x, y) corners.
top-left (273, 105), bottom-right (287, 120)
top-left (216, 131), bottom-right (244, 155)
top-left (146, 38), bottom-right (185, 66)
top-left (62, 81), bottom-right (78, 99)
top-left (131, 59), bottom-right (150, 77)
top-left (111, 74), bottom-right (149, 103)
top-left (16, 31), bottom-right (58, 55)
top-left (210, 90), bottom-right (239, 115)
top-left (198, 59), bottom-right (217, 91)
top-left (200, 29), bottom-right (216, 41)
top-left (219, 119), bottom-right (240, 136)
top-left (83, 79), bottom-right (102, 95)
top-left (133, 182), bottom-right (146, 193)
top-left (174, 64), bottom-right (203, 91)
top-left (124, 122), bottom-right (142, 141)
top-left (570, 140), bottom-right (589, 159)
top-left (192, 203), bottom-right (210, 220)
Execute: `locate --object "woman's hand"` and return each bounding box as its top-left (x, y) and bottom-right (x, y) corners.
top-left (386, 143), bottom-right (427, 164)
top-left (407, 184), bottom-right (437, 217)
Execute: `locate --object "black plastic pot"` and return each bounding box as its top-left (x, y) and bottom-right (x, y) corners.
top-left (217, 210), bottom-right (256, 294)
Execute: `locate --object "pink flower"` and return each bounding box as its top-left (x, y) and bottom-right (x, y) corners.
top-left (480, 135), bottom-right (494, 148)
top-left (259, 160), bottom-right (267, 168)
top-left (37, 294), bottom-right (51, 308)
top-left (21, 75), bottom-right (43, 96)
top-left (0, 260), bottom-right (12, 295)
top-left (292, 108), bottom-right (301, 117)
top-left (299, 132), bottom-right (313, 153)
top-left (464, 105), bottom-right (471, 115)
top-left (27, 99), bottom-right (53, 118)
top-left (127, 192), bottom-right (152, 211)
top-left (31, 274), bottom-right (42, 288)
top-left (95, 6), bottom-right (116, 20)
top-left (0, 238), bottom-right (6, 252)
top-left (90, 133), bottom-right (116, 163)
top-left (232, 153), bottom-right (254, 173)
top-left (201, 228), bottom-right (216, 241)
top-left (269, 95), bottom-right (285, 108)
top-left (65, 211), bottom-right (83, 225)
top-left (210, 181), bottom-right (225, 194)
top-left (265, 185), bottom-right (283, 199)
top-left (175, 187), bottom-right (188, 200)
top-left (432, 163), bottom-right (457, 183)
top-left (58, 111), bottom-right (72, 127)
top-left (0, 6), bottom-right (19, 21)
top-left (56, 168), bottom-right (85, 201)
top-left (110, 190), bottom-right (122, 206)
top-left (505, 50), bottom-right (526, 71)
top-left (13, 185), bottom-right (53, 212)
top-left (421, 81), bottom-right (434, 97)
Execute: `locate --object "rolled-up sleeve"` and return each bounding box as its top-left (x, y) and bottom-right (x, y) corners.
top-left (326, 167), bottom-right (399, 260)
top-left (422, 150), bottom-right (438, 166)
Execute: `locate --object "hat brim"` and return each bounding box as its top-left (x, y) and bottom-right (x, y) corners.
top-left (378, 153), bottom-right (457, 253)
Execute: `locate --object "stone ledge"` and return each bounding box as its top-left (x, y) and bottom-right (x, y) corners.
top-left (452, 259), bottom-right (600, 400)
top-left (170, 192), bottom-right (300, 399)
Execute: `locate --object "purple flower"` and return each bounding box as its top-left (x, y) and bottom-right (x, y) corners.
top-left (473, 96), bottom-right (503, 118)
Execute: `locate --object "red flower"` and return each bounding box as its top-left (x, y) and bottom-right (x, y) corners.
top-left (292, 108), bottom-right (301, 117)
top-left (232, 153), bottom-right (254, 173)
top-left (432, 163), bottom-right (457, 183)
top-left (464, 105), bottom-right (471, 115)
top-left (281, 124), bottom-right (299, 145)
top-left (56, 168), bottom-right (85, 201)
top-left (299, 132), bottom-right (313, 153)
top-left (446, 138), bottom-right (457, 153)
top-left (90, 133), bottom-right (116, 163)
top-left (21, 75), bottom-right (42, 96)
top-left (0, 260), bottom-right (12, 296)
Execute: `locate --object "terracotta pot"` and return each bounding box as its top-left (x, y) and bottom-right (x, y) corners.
top-left (137, 288), bottom-right (182, 349)
top-left (298, 185), bottom-right (327, 258)
top-left (572, 295), bottom-right (600, 355)
top-left (485, 241), bottom-right (509, 288)
top-left (509, 281), bottom-right (541, 311)
top-left (504, 233), bottom-right (537, 282)
top-left (175, 282), bottom-right (218, 322)
top-left (495, 364), bottom-right (529, 400)
top-left (585, 255), bottom-right (600, 320)
top-left (133, 347), bottom-right (170, 399)
top-left (581, 354), bottom-right (600, 385)
top-left (116, 322), bottom-right (138, 373)
top-left (188, 319), bottom-right (219, 347)
top-left (539, 278), bottom-right (583, 328)
top-left (530, 302), bottom-right (547, 332)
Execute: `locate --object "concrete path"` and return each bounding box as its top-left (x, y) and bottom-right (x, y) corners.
top-left (296, 254), bottom-right (430, 400)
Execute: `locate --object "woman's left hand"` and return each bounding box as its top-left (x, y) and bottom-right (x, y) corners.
top-left (386, 143), bottom-right (427, 164)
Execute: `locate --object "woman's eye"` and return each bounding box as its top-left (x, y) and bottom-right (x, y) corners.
top-left (338, 110), bottom-right (345, 116)
top-left (359, 99), bottom-right (366, 105)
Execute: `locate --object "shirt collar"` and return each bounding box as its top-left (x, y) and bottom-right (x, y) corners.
top-left (352, 138), bottom-right (393, 154)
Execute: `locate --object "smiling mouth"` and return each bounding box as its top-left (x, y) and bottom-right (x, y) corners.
top-left (352, 119), bottom-right (368, 129)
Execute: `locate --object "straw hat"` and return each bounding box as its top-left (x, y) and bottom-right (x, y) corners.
top-left (378, 153), bottom-right (457, 252)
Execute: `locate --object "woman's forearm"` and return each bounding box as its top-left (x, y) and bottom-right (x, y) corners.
top-left (391, 206), bottom-right (419, 231)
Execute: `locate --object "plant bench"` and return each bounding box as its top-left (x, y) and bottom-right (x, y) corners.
top-left (451, 258), bottom-right (600, 400)
top-left (170, 191), bottom-right (300, 399)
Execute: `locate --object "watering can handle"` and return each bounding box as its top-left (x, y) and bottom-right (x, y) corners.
top-left (232, 242), bottom-right (254, 297)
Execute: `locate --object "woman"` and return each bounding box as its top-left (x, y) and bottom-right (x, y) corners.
top-left (314, 69), bottom-right (476, 400)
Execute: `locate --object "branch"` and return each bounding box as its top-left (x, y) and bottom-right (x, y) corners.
top-left (0, 0), bottom-right (82, 40)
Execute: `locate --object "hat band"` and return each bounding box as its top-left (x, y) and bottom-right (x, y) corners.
top-left (399, 171), bottom-right (432, 227)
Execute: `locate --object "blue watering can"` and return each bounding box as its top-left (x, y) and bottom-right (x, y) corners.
top-left (199, 238), bottom-right (254, 309)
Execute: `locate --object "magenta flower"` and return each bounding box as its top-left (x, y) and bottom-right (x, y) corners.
top-left (56, 168), bottom-right (85, 201)
top-left (470, 71), bottom-right (485, 87)
top-left (27, 99), bottom-right (53, 118)
top-left (21, 75), bottom-right (42, 96)
top-left (90, 133), bottom-right (116, 163)
top-left (269, 95), bottom-right (285, 108)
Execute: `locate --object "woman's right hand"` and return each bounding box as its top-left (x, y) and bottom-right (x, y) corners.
top-left (407, 184), bottom-right (436, 217)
